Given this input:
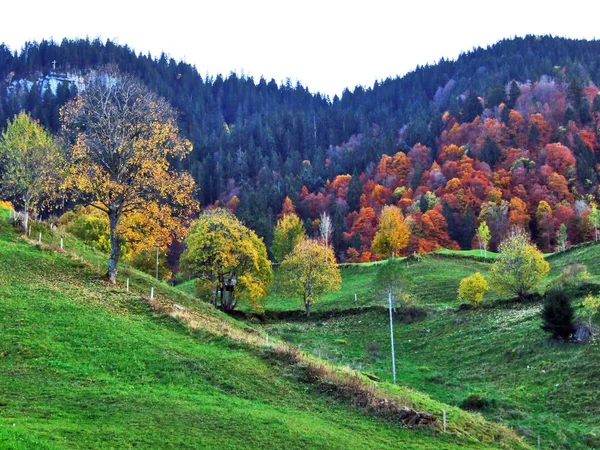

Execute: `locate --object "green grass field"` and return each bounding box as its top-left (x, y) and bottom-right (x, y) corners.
top-left (0, 209), bottom-right (527, 449)
top-left (258, 246), bottom-right (600, 449)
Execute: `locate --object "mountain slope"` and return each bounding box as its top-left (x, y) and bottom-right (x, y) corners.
top-left (0, 211), bottom-right (527, 449)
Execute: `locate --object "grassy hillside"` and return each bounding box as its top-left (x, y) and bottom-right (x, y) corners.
top-left (0, 211), bottom-right (527, 449)
top-left (259, 248), bottom-right (600, 449)
top-left (174, 252), bottom-right (501, 315)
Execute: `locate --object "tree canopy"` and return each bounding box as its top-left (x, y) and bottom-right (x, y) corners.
top-left (489, 228), bottom-right (549, 300)
top-left (278, 237), bottom-right (341, 316)
top-left (271, 213), bottom-right (305, 263)
top-left (180, 208), bottom-right (272, 313)
top-left (0, 112), bottom-right (62, 232)
top-left (371, 205), bottom-right (409, 259)
top-left (61, 66), bottom-right (198, 283)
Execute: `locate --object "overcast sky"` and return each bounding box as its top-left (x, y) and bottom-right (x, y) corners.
top-left (3, 1), bottom-right (600, 97)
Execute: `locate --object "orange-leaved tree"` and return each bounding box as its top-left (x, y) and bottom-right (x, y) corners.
top-left (61, 67), bottom-right (198, 283)
top-left (371, 205), bottom-right (409, 259)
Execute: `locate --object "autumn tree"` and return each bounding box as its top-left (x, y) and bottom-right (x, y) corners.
top-left (458, 272), bottom-right (488, 307)
top-left (0, 112), bottom-right (63, 232)
top-left (278, 237), bottom-right (341, 316)
top-left (61, 67), bottom-right (198, 283)
top-left (319, 211), bottom-right (333, 247)
top-left (180, 208), bottom-right (272, 312)
top-left (582, 294), bottom-right (600, 330)
top-left (271, 213), bottom-right (305, 262)
top-left (476, 221), bottom-right (491, 258)
top-left (489, 228), bottom-right (549, 300)
top-left (371, 205), bottom-right (410, 258)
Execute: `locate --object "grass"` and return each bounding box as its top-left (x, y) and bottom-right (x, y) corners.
top-left (0, 210), bottom-right (526, 449)
top-left (256, 254), bottom-right (498, 314)
top-left (259, 245), bottom-right (600, 449)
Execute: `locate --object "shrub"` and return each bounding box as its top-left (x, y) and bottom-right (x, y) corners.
top-left (541, 289), bottom-right (576, 341)
top-left (489, 228), bottom-right (549, 300)
top-left (582, 294), bottom-right (600, 330)
top-left (0, 200), bottom-right (14, 210)
top-left (462, 393), bottom-right (492, 411)
top-left (458, 272), bottom-right (488, 307)
top-left (548, 264), bottom-right (589, 291)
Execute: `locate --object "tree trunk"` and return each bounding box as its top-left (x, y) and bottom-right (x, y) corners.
top-left (22, 203), bottom-right (29, 234)
top-left (107, 210), bottom-right (121, 284)
top-left (304, 296), bottom-right (311, 317)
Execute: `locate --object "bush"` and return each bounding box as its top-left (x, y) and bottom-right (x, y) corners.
top-left (0, 200), bottom-right (14, 210)
top-left (541, 289), bottom-right (576, 341)
top-left (548, 264), bottom-right (590, 291)
top-left (462, 393), bottom-right (492, 411)
top-left (458, 272), bottom-right (488, 307)
top-left (489, 228), bottom-right (549, 300)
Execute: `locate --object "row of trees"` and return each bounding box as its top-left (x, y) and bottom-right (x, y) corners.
top-left (180, 208), bottom-right (340, 316)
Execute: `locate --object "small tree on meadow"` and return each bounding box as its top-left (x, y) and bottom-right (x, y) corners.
top-left (476, 221), bottom-right (491, 258)
top-left (0, 112), bottom-right (63, 233)
top-left (582, 294), bottom-right (600, 330)
top-left (458, 272), bottom-right (488, 307)
top-left (373, 259), bottom-right (404, 312)
top-left (541, 289), bottom-right (575, 341)
top-left (489, 228), bottom-right (549, 300)
top-left (180, 208), bottom-right (272, 313)
top-left (278, 237), bottom-right (341, 317)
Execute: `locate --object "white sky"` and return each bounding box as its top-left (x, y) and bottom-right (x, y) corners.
top-left (3, 0), bottom-right (600, 98)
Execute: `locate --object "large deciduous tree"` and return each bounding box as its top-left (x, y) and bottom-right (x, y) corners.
top-left (0, 112), bottom-right (63, 232)
top-left (371, 205), bottom-right (409, 259)
top-left (489, 228), bottom-right (549, 300)
top-left (180, 208), bottom-right (272, 313)
top-left (278, 237), bottom-right (341, 316)
top-left (61, 67), bottom-right (198, 283)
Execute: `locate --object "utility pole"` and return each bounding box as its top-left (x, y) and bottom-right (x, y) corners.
top-left (388, 292), bottom-right (397, 384)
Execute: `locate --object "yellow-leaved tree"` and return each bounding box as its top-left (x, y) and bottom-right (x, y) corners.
top-left (0, 112), bottom-right (63, 232)
top-left (278, 237), bottom-right (341, 316)
top-left (271, 213), bottom-right (305, 262)
top-left (458, 272), bottom-right (488, 307)
top-left (61, 67), bottom-right (198, 283)
top-left (371, 205), bottom-right (409, 259)
top-left (489, 227), bottom-right (549, 300)
top-left (180, 208), bottom-right (272, 313)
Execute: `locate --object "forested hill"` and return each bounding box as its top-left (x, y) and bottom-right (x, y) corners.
top-left (2, 35), bottom-right (600, 259)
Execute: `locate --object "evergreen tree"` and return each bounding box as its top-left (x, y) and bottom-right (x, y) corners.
top-left (541, 289), bottom-right (575, 341)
